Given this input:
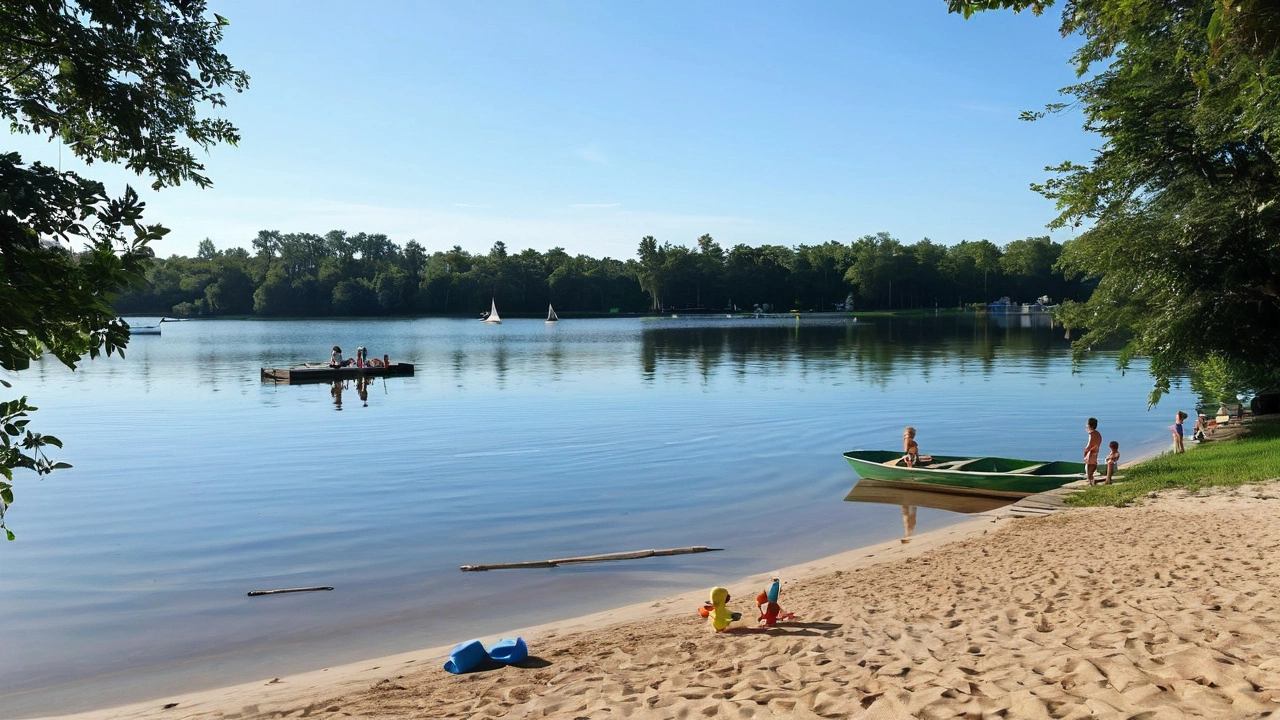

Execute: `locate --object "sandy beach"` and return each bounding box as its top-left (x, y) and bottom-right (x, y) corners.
top-left (29, 479), bottom-right (1280, 720)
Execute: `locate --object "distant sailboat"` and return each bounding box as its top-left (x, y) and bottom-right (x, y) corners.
top-left (481, 298), bottom-right (502, 324)
top-left (546, 304), bottom-right (559, 323)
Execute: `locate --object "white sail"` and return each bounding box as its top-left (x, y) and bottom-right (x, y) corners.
top-left (546, 304), bottom-right (559, 323)
top-left (483, 298), bottom-right (502, 324)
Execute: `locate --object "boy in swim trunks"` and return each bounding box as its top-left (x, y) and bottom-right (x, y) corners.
top-left (1084, 417), bottom-right (1102, 485)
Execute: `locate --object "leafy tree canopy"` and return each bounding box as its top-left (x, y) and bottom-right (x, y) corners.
top-left (1, 0), bottom-right (247, 538)
top-left (952, 0), bottom-right (1280, 402)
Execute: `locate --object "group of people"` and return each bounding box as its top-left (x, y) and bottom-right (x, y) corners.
top-left (901, 407), bottom-right (1209, 491)
top-left (329, 345), bottom-right (389, 369)
top-left (1082, 418), bottom-right (1121, 486)
top-left (902, 420), bottom-right (1123, 486)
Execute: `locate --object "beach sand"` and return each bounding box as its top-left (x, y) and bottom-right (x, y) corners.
top-left (32, 484), bottom-right (1280, 720)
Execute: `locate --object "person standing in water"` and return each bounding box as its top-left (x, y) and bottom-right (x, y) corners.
top-left (1084, 417), bottom-right (1102, 485)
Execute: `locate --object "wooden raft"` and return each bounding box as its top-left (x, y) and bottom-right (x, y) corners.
top-left (460, 545), bottom-right (721, 571)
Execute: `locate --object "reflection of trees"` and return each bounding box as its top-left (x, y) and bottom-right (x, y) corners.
top-left (638, 316), bottom-right (1074, 386)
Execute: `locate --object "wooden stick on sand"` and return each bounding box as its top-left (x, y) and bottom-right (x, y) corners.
top-left (460, 546), bottom-right (722, 571)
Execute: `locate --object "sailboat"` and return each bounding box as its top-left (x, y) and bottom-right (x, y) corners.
top-left (545, 304), bottom-right (559, 324)
top-left (481, 298), bottom-right (502, 324)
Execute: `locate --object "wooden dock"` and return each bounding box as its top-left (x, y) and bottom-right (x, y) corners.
top-left (260, 363), bottom-right (415, 384)
top-left (978, 482), bottom-right (1083, 520)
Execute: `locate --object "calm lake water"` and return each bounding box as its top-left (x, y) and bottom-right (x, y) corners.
top-left (0, 315), bottom-right (1195, 715)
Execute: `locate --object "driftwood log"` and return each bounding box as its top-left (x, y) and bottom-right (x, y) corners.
top-left (460, 546), bottom-right (721, 571)
top-left (247, 586), bottom-right (334, 596)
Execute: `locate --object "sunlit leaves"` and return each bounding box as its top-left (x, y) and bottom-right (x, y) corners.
top-left (2, 1), bottom-right (247, 537)
top-left (958, 0), bottom-right (1280, 402)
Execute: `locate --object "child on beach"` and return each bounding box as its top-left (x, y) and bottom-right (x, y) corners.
top-left (1104, 441), bottom-right (1119, 485)
top-left (1084, 417), bottom-right (1102, 485)
top-left (902, 426), bottom-right (919, 467)
top-left (1173, 411), bottom-right (1188, 453)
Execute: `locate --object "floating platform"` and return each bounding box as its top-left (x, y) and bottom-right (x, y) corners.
top-left (260, 363), bottom-right (415, 384)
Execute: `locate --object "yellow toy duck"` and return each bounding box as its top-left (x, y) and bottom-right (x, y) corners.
top-left (706, 586), bottom-right (739, 632)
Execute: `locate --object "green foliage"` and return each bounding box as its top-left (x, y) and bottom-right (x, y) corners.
top-left (0, 394), bottom-right (69, 539)
top-left (954, 0), bottom-right (1280, 401)
top-left (114, 230), bottom-right (1089, 317)
top-left (1, 0), bottom-right (248, 189)
top-left (1, 0), bottom-right (246, 537)
top-left (1066, 420), bottom-right (1280, 507)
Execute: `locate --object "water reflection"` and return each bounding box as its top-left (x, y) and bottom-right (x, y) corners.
top-left (901, 505), bottom-right (917, 544)
top-left (638, 314), bottom-right (1066, 387)
top-left (329, 377), bottom-right (375, 410)
top-left (843, 478), bottom-right (1012, 515)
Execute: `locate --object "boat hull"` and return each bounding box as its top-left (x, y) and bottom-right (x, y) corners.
top-left (842, 450), bottom-right (1087, 498)
top-left (260, 363), bottom-right (415, 384)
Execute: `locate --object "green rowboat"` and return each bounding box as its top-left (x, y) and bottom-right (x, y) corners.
top-left (842, 450), bottom-right (1088, 498)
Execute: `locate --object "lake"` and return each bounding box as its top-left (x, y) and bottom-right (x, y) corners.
top-left (0, 315), bottom-right (1195, 715)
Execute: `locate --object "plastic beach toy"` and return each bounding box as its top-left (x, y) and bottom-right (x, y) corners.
top-left (486, 637), bottom-right (528, 664)
top-left (756, 577), bottom-right (795, 626)
top-left (443, 639), bottom-right (488, 674)
top-left (708, 586), bottom-right (737, 632)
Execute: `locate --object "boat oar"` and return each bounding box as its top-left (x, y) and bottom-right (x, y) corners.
top-left (247, 586), bottom-right (334, 597)
top-left (460, 546), bottom-right (721, 571)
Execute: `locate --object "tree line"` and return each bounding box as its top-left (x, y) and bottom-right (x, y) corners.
top-left (113, 231), bottom-right (1089, 317)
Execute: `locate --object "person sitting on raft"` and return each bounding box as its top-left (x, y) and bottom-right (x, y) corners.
top-left (330, 345), bottom-right (354, 368)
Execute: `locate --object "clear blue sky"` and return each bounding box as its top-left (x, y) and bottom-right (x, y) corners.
top-left (10, 1), bottom-right (1093, 260)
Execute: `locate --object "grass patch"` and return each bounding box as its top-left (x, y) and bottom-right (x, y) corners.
top-left (1066, 419), bottom-right (1280, 507)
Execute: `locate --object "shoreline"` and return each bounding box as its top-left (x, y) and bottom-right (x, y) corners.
top-left (32, 477), bottom-right (1280, 718)
top-left (19, 449), bottom-right (1188, 720)
top-left (25, 509), bottom-right (1006, 720)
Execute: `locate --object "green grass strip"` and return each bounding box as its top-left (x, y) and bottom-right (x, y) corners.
top-left (1066, 418), bottom-right (1280, 507)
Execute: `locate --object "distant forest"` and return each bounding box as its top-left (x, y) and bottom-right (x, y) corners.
top-left (112, 230), bottom-right (1092, 317)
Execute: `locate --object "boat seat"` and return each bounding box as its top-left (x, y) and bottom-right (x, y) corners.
top-left (1005, 463), bottom-right (1048, 475)
top-left (929, 460), bottom-right (973, 470)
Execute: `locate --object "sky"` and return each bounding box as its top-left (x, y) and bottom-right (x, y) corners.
top-left (7, 1), bottom-right (1095, 260)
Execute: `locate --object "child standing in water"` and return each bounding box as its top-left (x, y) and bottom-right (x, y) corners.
top-left (1084, 417), bottom-right (1102, 485)
top-left (1104, 441), bottom-right (1119, 485)
top-left (902, 426), bottom-right (920, 467)
top-left (1173, 411), bottom-right (1188, 453)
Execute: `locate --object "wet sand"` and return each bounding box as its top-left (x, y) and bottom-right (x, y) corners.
top-left (29, 481), bottom-right (1280, 719)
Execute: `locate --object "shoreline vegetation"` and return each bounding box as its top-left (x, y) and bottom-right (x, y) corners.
top-left (112, 233), bottom-right (1089, 320)
top-left (28, 417), bottom-right (1280, 720)
top-left (137, 307), bottom-right (995, 321)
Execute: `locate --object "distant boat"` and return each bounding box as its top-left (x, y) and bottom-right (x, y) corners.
top-left (481, 298), bottom-right (502, 324)
top-left (843, 450), bottom-right (1089, 498)
top-left (546, 304), bottom-right (559, 323)
top-left (129, 318), bottom-right (168, 336)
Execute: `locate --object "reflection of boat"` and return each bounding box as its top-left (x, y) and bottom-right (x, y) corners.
top-left (842, 450), bottom-right (1087, 498)
top-left (260, 363), bottom-right (415, 384)
top-left (843, 478), bottom-right (1011, 514)
top-left (481, 299), bottom-right (502, 324)
top-left (546, 304), bottom-right (558, 323)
